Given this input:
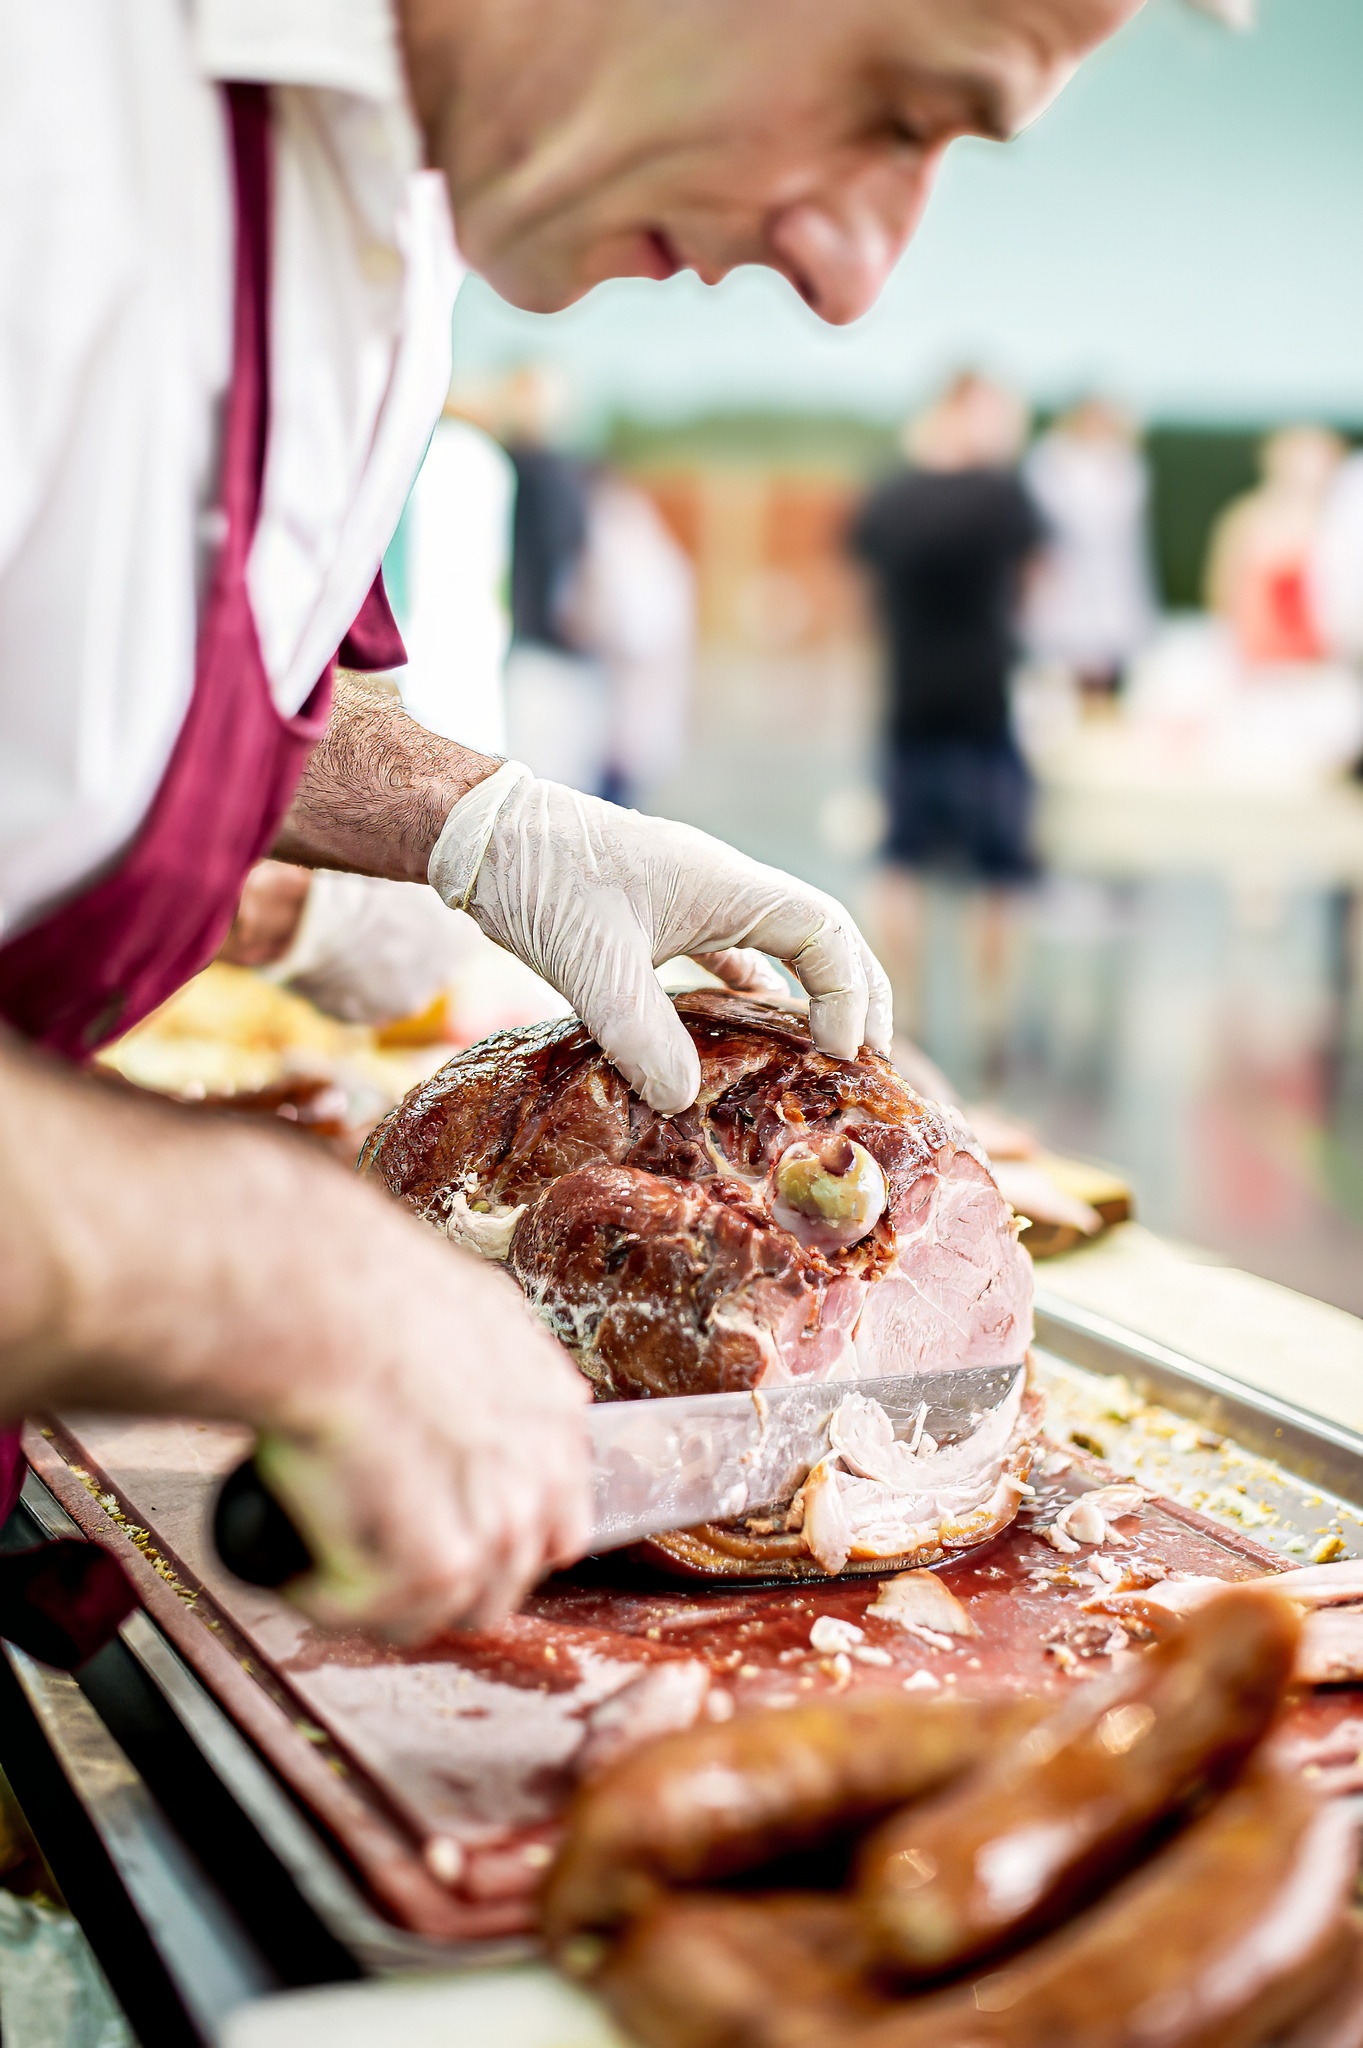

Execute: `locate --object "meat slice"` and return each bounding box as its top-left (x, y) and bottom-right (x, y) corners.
top-left (1084, 1559), bottom-right (1363, 1686)
top-left (362, 991), bottom-right (1032, 1398)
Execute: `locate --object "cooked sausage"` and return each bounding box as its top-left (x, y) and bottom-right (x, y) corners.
top-left (597, 1763), bottom-right (1356, 2048)
top-left (860, 1586), bottom-right (1299, 1976)
top-left (854, 1762), bottom-right (1358, 2048)
top-left (542, 1693), bottom-right (1036, 1954)
top-left (598, 1893), bottom-right (875, 2048)
top-left (1276, 1933), bottom-right (1363, 2048)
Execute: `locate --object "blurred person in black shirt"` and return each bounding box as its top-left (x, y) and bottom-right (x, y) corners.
top-left (852, 373), bottom-right (1044, 1057)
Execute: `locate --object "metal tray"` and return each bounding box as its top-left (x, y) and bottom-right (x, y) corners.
top-left (16, 1291), bottom-right (1363, 2007)
top-left (1034, 1290), bottom-right (1363, 1561)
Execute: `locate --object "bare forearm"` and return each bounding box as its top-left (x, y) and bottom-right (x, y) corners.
top-left (272, 675), bottom-right (499, 882)
top-left (0, 1033), bottom-right (418, 1429)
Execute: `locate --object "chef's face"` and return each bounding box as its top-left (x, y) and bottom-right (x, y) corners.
top-left (400, 0), bottom-right (1140, 325)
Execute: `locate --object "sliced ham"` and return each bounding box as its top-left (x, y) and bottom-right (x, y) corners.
top-left (1084, 1557), bottom-right (1363, 1685)
top-left (793, 1378), bottom-right (1042, 1575)
top-left (866, 1569), bottom-right (980, 1639)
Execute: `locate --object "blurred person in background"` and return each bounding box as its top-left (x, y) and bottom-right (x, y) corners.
top-left (571, 476), bottom-right (697, 810)
top-left (1206, 426), bottom-right (1345, 668)
top-left (0, 0), bottom-right (1138, 1655)
top-left (1022, 397), bottom-right (1155, 700)
top-left (497, 368), bottom-right (614, 794)
top-left (495, 374), bottom-right (696, 804)
top-left (852, 374), bottom-right (1045, 1055)
top-left (391, 402), bottom-right (516, 756)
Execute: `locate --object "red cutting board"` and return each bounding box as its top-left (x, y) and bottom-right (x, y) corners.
top-left (25, 1414), bottom-right (1363, 1944)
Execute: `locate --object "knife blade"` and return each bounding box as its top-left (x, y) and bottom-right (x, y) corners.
top-left (213, 1364), bottom-right (1025, 1587)
top-left (586, 1363), bottom-right (1025, 1552)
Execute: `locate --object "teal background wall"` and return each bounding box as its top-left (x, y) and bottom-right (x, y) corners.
top-left (448, 0), bottom-right (1363, 435)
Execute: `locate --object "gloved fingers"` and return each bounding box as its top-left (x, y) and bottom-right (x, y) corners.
top-left (690, 948), bottom-right (791, 999)
top-left (859, 936), bottom-right (895, 1054)
top-left (556, 908), bottom-right (703, 1115)
top-left (740, 900), bottom-right (869, 1063)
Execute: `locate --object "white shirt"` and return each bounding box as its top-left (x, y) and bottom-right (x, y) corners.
top-left (1021, 432), bottom-right (1155, 674)
top-left (0, 0), bottom-right (463, 941)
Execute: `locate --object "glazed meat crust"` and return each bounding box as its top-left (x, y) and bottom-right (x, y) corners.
top-left (509, 1163), bottom-right (846, 1400)
top-left (362, 992), bottom-right (1031, 1399)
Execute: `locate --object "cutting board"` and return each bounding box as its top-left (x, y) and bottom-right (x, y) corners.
top-left (25, 1413), bottom-right (1360, 1946)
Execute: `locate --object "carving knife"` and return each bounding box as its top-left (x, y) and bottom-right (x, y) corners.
top-left (213, 1363), bottom-right (1025, 1590)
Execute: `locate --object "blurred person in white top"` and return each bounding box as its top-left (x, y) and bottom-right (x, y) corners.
top-left (1023, 398), bottom-right (1156, 698)
top-left (0, 0), bottom-right (1140, 1646)
top-left (574, 476), bottom-right (696, 810)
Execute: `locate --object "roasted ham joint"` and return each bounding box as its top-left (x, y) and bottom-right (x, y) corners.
top-left (363, 990), bottom-right (1039, 1578)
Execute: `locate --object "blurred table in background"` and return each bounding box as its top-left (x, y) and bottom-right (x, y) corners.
top-left (1037, 723), bottom-right (1363, 892)
top-left (1040, 1221), bottom-right (1363, 1435)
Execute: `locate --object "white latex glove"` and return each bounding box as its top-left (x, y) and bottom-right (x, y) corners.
top-left (429, 763), bottom-right (892, 1115)
top-left (261, 870), bottom-right (485, 1026)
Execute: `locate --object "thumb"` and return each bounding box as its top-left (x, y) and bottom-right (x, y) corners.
top-left (561, 904), bottom-right (702, 1115)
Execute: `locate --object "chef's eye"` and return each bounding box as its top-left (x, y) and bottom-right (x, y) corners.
top-left (882, 111), bottom-right (927, 151)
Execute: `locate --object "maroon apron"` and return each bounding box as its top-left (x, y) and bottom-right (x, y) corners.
top-left (0, 84), bottom-right (405, 1655)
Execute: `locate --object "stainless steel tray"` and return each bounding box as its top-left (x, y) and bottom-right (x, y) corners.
top-left (1034, 1290), bottom-right (1363, 1562)
top-left (14, 1290), bottom-right (1363, 2032)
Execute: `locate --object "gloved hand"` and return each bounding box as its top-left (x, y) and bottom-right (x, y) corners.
top-left (428, 764), bottom-right (892, 1115)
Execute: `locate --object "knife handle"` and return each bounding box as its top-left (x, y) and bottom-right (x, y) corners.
top-left (213, 1458), bottom-right (314, 1589)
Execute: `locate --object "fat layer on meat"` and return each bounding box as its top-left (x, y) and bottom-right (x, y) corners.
top-left (362, 992), bottom-right (1032, 1401)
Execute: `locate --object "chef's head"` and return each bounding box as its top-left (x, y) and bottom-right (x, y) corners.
top-left (398, 0), bottom-right (1141, 324)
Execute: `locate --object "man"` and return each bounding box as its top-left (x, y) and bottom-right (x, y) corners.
top-left (0, 0), bottom-right (1138, 1646)
top-left (854, 374), bottom-right (1045, 1058)
top-left (855, 375), bottom-right (1042, 889)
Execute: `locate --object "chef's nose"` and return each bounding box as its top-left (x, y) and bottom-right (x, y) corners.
top-left (766, 155), bottom-right (939, 327)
